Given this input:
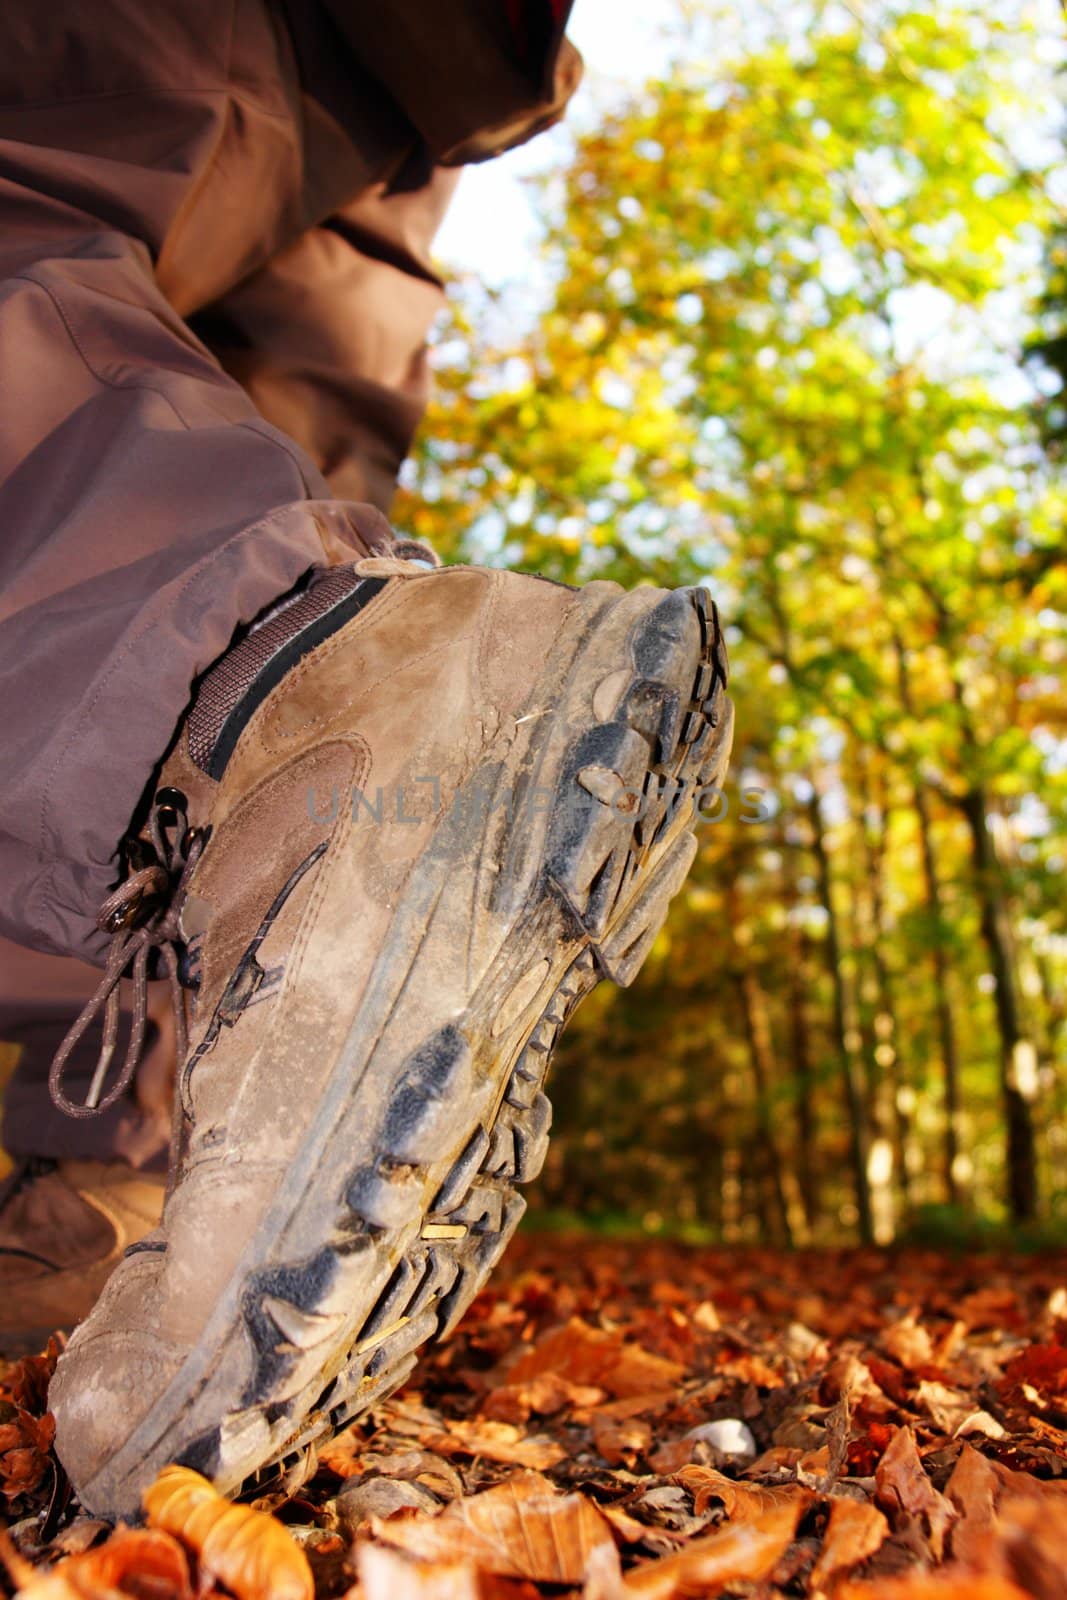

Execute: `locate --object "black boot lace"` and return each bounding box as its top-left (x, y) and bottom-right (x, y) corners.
top-left (48, 789), bottom-right (207, 1120)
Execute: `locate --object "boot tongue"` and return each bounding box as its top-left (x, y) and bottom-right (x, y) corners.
top-left (187, 567), bottom-right (387, 780)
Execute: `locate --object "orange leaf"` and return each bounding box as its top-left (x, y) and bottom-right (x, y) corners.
top-left (621, 1498), bottom-right (802, 1598)
top-left (369, 1469), bottom-right (615, 1584)
top-left (835, 1575), bottom-right (1032, 1600)
top-left (592, 1413), bottom-right (653, 1466)
top-left (0, 1341), bottom-right (61, 1415)
top-left (419, 1418), bottom-right (565, 1469)
top-left (2, 1526), bottom-right (192, 1599)
top-left (999, 1344), bottom-right (1067, 1403)
top-left (874, 1426), bottom-right (956, 1561)
top-left (482, 1372), bottom-right (606, 1424)
top-left (809, 1496), bottom-right (889, 1589)
top-left (673, 1464), bottom-right (811, 1524)
top-left (504, 1318), bottom-right (684, 1398)
top-left (357, 1544), bottom-right (481, 1600)
top-left (0, 1406), bottom-right (55, 1501)
top-left (143, 1464), bottom-right (312, 1600)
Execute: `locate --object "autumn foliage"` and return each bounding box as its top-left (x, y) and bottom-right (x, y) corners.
top-left (3, 1239), bottom-right (1067, 1599)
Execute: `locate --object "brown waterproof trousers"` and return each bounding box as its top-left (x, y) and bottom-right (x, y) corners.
top-left (0, 0), bottom-right (579, 967)
top-left (0, 0), bottom-right (578, 1161)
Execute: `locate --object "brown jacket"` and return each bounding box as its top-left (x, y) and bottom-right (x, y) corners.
top-left (0, 0), bottom-right (578, 965)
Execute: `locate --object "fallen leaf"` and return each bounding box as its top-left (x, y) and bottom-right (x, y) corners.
top-left (714, 1347), bottom-right (784, 1387)
top-left (420, 1417), bottom-right (565, 1468)
top-left (592, 1413), bottom-right (652, 1466)
top-left (356, 1543), bottom-right (481, 1600)
top-left (983, 1490), bottom-right (1067, 1600)
top-left (914, 1386), bottom-right (1006, 1446)
top-left (809, 1496), bottom-right (889, 1590)
top-left (998, 1344), bottom-right (1067, 1409)
top-left (692, 1301), bottom-right (721, 1332)
top-left (835, 1574), bottom-right (1032, 1599)
top-left (946, 1443), bottom-right (1067, 1567)
top-left (143, 1464), bottom-right (312, 1600)
top-left (873, 1426), bottom-right (956, 1560)
top-left (621, 1498), bottom-right (803, 1597)
top-left (0, 1342), bottom-right (61, 1415)
top-left (370, 1470), bottom-right (616, 1584)
top-left (882, 1313), bottom-right (935, 1372)
top-left (504, 1319), bottom-right (684, 1399)
top-left (359, 1450), bottom-right (465, 1501)
top-left (590, 1390), bottom-right (680, 1422)
top-left (673, 1464), bottom-right (811, 1524)
top-left (1, 1526), bottom-right (192, 1599)
top-left (483, 1372), bottom-right (606, 1423)
top-left (333, 1475), bottom-right (439, 1536)
top-left (0, 1404), bottom-right (55, 1501)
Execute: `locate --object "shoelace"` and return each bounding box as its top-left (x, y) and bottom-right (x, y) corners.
top-left (49, 790), bottom-right (206, 1120)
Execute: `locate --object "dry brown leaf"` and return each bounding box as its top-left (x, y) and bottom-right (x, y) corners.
top-left (714, 1348), bottom-right (785, 1388)
top-left (592, 1413), bottom-right (652, 1466)
top-left (0, 1343), bottom-right (61, 1414)
top-left (590, 1390), bottom-right (680, 1423)
top-left (369, 1469), bottom-right (616, 1584)
top-left (482, 1372), bottom-right (606, 1423)
top-left (873, 1426), bottom-right (956, 1560)
top-left (318, 1427), bottom-right (367, 1479)
top-left (808, 1496), bottom-right (889, 1590)
top-left (984, 1490), bottom-right (1067, 1600)
top-left (944, 1445), bottom-right (1001, 1563)
top-left (621, 1497), bottom-right (803, 1598)
top-left (0, 1405), bottom-right (55, 1501)
top-left (504, 1318), bottom-right (684, 1399)
top-left (2, 1526), bottom-right (192, 1599)
top-left (882, 1313), bottom-right (935, 1372)
top-left (599, 1502), bottom-right (658, 1546)
top-left (356, 1543), bottom-right (481, 1600)
top-left (143, 1464), bottom-right (312, 1600)
top-left (835, 1573), bottom-right (1032, 1600)
top-left (952, 1286), bottom-right (1024, 1332)
top-left (420, 1417), bottom-right (565, 1468)
top-left (646, 1437), bottom-right (700, 1475)
top-left (946, 1443), bottom-right (1067, 1569)
top-left (822, 1355), bottom-right (895, 1420)
top-left (673, 1464), bottom-right (811, 1524)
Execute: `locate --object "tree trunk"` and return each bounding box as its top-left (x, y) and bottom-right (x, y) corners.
top-left (960, 786), bottom-right (1039, 1222)
top-left (806, 788), bottom-right (874, 1244)
top-left (781, 836), bottom-right (820, 1228)
top-left (911, 779), bottom-right (968, 1206)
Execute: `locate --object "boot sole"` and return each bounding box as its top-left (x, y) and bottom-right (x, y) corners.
top-left (74, 584), bottom-right (732, 1514)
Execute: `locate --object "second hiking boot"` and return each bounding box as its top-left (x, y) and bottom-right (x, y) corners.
top-left (49, 556), bottom-right (732, 1519)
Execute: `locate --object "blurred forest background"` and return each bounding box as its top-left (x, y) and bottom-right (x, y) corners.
top-left (399, 0), bottom-right (1067, 1246)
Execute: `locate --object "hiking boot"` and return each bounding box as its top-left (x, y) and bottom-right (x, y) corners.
top-left (49, 555), bottom-right (732, 1519)
top-left (0, 1159), bottom-right (166, 1356)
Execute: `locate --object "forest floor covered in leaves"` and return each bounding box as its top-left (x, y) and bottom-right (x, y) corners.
top-left (3, 1237), bottom-right (1067, 1599)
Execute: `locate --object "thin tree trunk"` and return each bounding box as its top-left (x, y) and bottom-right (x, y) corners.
top-left (863, 785), bottom-right (915, 1215)
top-left (781, 835), bottom-right (819, 1228)
top-left (805, 787), bottom-right (874, 1244)
top-left (960, 787), bottom-right (1039, 1221)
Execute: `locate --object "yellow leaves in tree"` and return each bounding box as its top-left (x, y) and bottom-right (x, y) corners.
top-left (142, 1465), bottom-right (313, 1600)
